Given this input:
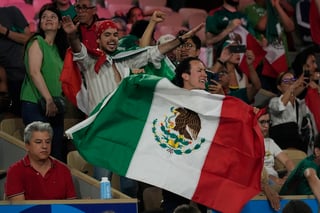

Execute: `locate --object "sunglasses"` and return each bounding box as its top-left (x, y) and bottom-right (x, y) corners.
top-left (281, 77), bottom-right (296, 84)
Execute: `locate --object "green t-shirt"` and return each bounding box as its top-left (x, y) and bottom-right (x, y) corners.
top-left (206, 7), bottom-right (255, 50)
top-left (243, 4), bottom-right (266, 40)
top-left (280, 155), bottom-right (320, 195)
top-left (21, 35), bottom-right (63, 103)
top-left (59, 5), bottom-right (77, 20)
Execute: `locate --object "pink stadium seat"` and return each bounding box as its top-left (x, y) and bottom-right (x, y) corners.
top-left (178, 8), bottom-right (207, 27)
top-left (105, 0), bottom-right (133, 7)
top-left (32, 0), bottom-right (52, 13)
top-left (107, 4), bottom-right (133, 17)
top-left (138, 0), bottom-right (167, 11)
top-left (96, 4), bottom-right (112, 19)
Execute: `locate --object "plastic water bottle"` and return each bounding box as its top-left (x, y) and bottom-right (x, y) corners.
top-left (100, 177), bottom-right (112, 199)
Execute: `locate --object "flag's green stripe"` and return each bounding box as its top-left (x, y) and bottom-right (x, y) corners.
top-left (72, 74), bottom-right (163, 176)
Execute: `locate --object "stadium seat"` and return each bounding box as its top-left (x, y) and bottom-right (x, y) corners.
top-left (67, 150), bottom-right (94, 177)
top-left (274, 149), bottom-right (307, 172)
top-left (96, 4), bottom-right (112, 19)
top-left (138, 0), bottom-right (167, 11)
top-left (178, 8), bottom-right (207, 27)
top-left (143, 186), bottom-right (163, 211)
top-left (105, 0), bottom-right (133, 7)
top-left (107, 3), bottom-right (133, 17)
top-left (3, 2), bottom-right (36, 23)
top-left (0, 118), bottom-right (25, 141)
top-left (32, 0), bottom-right (52, 13)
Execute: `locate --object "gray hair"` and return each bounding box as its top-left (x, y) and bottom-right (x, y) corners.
top-left (24, 121), bottom-right (53, 144)
top-left (75, 0), bottom-right (96, 6)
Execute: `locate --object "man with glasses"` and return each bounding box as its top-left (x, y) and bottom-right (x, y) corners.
top-left (174, 30), bottom-right (202, 64)
top-left (74, 0), bottom-right (101, 50)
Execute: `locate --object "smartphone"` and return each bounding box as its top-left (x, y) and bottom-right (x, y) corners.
top-left (304, 70), bottom-right (310, 83)
top-left (206, 71), bottom-right (219, 85)
top-left (228, 45), bottom-right (246, 53)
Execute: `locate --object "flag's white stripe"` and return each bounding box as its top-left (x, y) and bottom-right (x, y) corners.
top-left (126, 79), bottom-right (224, 198)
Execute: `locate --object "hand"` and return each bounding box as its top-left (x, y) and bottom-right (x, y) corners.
top-left (46, 99), bottom-right (58, 117)
top-left (263, 184), bottom-right (281, 211)
top-left (150, 10), bottom-right (166, 24)
top-left (260, 34), bottom-right (268, 48)
top-left (61, 15), bottom-right (79, 35)
top-left (219, 46), bottom-right (232, 63)
top-left (207, 81), bottom-right (224, 95)
top-left (227, 19), bottom-right (242, 32)
top-left (245, 50), bottom-right (255, 65)
top-left (180, 23), bottom-right (204, 41)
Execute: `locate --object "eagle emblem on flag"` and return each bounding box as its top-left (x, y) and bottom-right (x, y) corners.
top-left (152, 107), bottom-right (205, 155)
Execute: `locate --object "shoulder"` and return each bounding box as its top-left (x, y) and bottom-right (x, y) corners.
top-left (52, 158), bottom-right (72, 174)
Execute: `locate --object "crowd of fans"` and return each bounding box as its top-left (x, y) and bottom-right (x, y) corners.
top-left (1, 0), bottom-right (320, 212)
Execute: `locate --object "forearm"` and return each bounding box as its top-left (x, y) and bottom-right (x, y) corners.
top-left (206, 30), bottom-right (230, 46)
top-left (140, 21), bottom-right (157, 48)
top-left (274, 4), bottom-right (295, 32)
top-left (247, 64), bottom-right (261, 101)
top-left (30, 72), bottom-right (52, 102)
top-left (0, 26), bottom-right (31, 44)
top-left (67, 33), bottom-right (81, 53)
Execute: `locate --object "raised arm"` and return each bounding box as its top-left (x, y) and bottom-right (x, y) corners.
top-left (61, 16), bottom-right (81, 53)
top-left (158, 23), bottom-right (204, 55)
top-left (272, 0), bottom-right (295, 32)
top-left (206, 19), bottom-right (242, 46)
top-left (245, 50), bottom-right (261, 102)
top-left (140, 10), bottom-right (166, 47)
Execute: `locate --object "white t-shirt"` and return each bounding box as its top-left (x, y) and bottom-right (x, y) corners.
top-left (264, 137), bottom-right (282, 177)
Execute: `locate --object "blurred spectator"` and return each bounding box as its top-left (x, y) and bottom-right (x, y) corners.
top-left (282, 200), bottom-right (312, 213)
top-left (211, 41), bottom-right (261, 104)
top-left (291, 46), bottom-right (320, 145)
top-left (20, 3), bottom-right (69, 162)
top-left (268, 71), bottom-right (316, 153)
top-left (126, 6), bottom-right (144, 33)
top-left (0, 6), bottom-right (32, 117)
top-left (74, 0), bottom-right (101, 50)
top-left (112, 17), bottom-right (128, 39)
top-left (173, 204), bottom-right (201, 213)
top-left (205, 0), bottom-right (255, 62)
top-left (280, 134), bottom-right (320, 204)
top-left (257, 108), bottom-right (295, 191)
top-left (52, 0), bottom-right (77, 19)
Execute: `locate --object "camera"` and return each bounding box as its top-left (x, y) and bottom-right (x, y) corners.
top-left (228, 45), bottom-right (246, 53)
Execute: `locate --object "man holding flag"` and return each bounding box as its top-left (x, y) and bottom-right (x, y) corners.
top-left (66, 56), bottom-right (265, 212)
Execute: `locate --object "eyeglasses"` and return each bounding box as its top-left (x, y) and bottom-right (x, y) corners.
top-left (75, 5), bottom-right (96, 12)
top-left (258, 120), bottom-right (272, 125)
top-left (281, 77), bottom-right (296, 84)
top-left (179, 42), bottom-right (194, 50)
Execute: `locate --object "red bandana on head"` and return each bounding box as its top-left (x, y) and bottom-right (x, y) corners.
top-left (95, 20), bottom-right (118, 39)
top-left (91, 20), bottom-right (118, 73)
top-left (256, 107), bottom-right (268, 119)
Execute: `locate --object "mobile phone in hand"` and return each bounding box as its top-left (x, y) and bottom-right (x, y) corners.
top-left (206, 71), bottom-right (219, 86)
top-left (304, 70), bottom-right (310, 83)
top-left (228, 45), bottom-right (246, 53)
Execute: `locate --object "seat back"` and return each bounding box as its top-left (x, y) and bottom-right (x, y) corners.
top-left (0, 118), bottom-right (25, 141)
top-left (274, 149), bottom-right (307, 172)
top-left (138, 0), bottom-right (167, 11)
top-left (143, 186), bottom-right (163, 211)
top-left (67, 150), bottom-right (94, 177)
top-left (178, 8), bottom-right (207, 27)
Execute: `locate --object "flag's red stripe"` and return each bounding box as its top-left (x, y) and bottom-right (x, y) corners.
top-left (192, 96), bottom-right (264, 213)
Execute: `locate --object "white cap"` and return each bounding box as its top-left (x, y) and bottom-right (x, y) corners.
top-left (157, 34), bottom-right (175, 45)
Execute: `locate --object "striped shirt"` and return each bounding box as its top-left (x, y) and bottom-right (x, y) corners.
top-left (73, 44), bottom-right (164, 113)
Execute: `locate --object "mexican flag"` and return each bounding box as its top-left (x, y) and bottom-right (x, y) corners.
top-left (60, 47), bottom-right (175, 115)
top-left (66, 74), bottom-right (264, 213)
top-left (232, 26), bottom-right (266, 76)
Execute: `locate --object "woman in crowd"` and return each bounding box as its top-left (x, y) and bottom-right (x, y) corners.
top-left (20, 3), bottom-right (68, 162)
